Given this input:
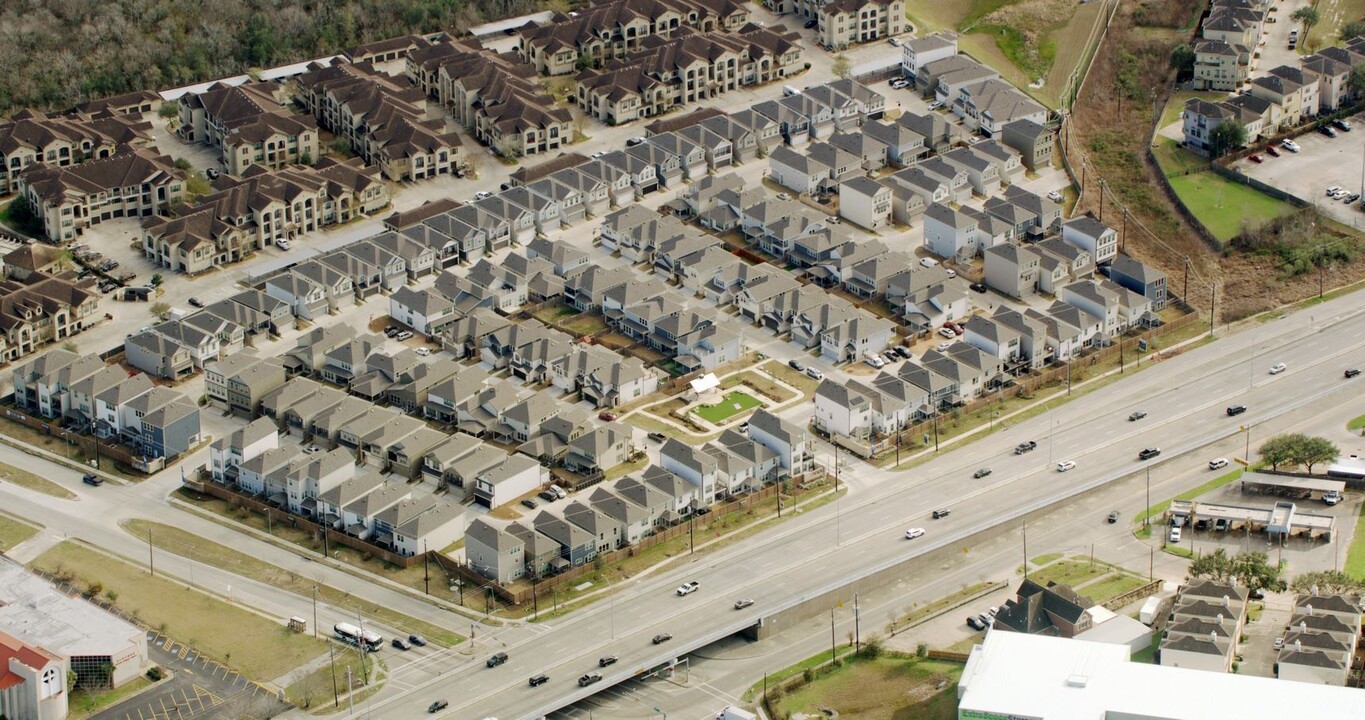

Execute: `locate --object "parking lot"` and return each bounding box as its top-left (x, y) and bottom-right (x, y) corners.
top-left (1232, 110), bottom-right (1365, 231)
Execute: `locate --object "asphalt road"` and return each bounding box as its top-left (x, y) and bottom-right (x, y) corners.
top-left (349, 294), bottom-right (1365, 720)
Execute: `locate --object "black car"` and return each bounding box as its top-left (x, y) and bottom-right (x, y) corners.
top-left (804, 19), bottom-right (817, 28)
top-left (1319, 125), bottom-right (1339, 138)
top-left (892, 346), bottom-right (911, 359)
top-left (969, 282), bottom-right (988, 293)
top-left (1128, 410), bottom-right (1147, 421)
top-left (528, 674), bottom-right (549, 687)
top-left (966, 616), bottom-right (986, 630)
top-left (428, 700), bottom-right (448, 713)
top-left (538, 490), bottom-right (557, 502)
top-left (521, 498), bottom-right (538, 510)
top-left (788, 359), bottom-right (804, 371)
top-left (82, 474), bottom-right (103, 486)
top-left (652, 633), bottom-right (672, 645)
top-left (932, 508), bottom-right (951, 519)
top-left (1014, 441), bottom-right (1037, 455)
top-left (1107, 511), bottom-right (1120, 524)
top-left (1250, 588), bottom-right (1266, 600)
top-left (647, 432), bottom-right (667, 442)
top-left (392, 638), bottom-right (411, 650)
top-left (1347, 368), bottom-right (1361, 378)
top-left (1226, 404), bottom-right (1247, 416)
top-left (188, 297), bottom-right (205, 308)
top-left (973, 468), bottom-right (992, 479)
top-left (409, 634), bottom-right (427, 647)
top-left (578, 672), bottom-right (603, 687)
top-left (487, 652), bottom-right (509, 668)
top-left (598, 655), bottom-right (618, 667)
top-left (1138, 447), bottom-right (1162, 461)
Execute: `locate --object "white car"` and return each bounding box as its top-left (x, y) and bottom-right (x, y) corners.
top-left (1327, 186), bottom-right (1345, 197)
top-left (938, 327), bottom-right (956, 338)
top-left (1324, 490), bottom-right (1343, 506)
top-left (919, 257), bottom-right (939, 268)
top-left (904, 527), bottom-right (925, 540)
top-left (276, 239), bottom-right (292, 250)
top-left (1269, 363), bottom-right (1287, 374)
top-left (888, 37), bottom-right (902, 46)
top-left (927, 100), bottom-right (943, 111)
top-left (1056, 460), bottom-right (1076, 472)
top-left (1208, 458), bottom-right (1229, 470)
top-left (944, 269), bottom-right (957, 279)
top-left (1281, 139), bottom-right (1301, 152)
top-left (676, 581), bottom-right (700, 596)
top-left (1169, 526), bottom-right (1182, 543)
top-left (936, 341), bottom-right (953, 351)
top-left (473, 191), bottom-right (492, 200)
top-left (415, 347), bottom-right (432, 357)
top-left (1047, 190), bottom-right (1065, 203)
top-left (776, 192), bottom-right (792, 201)
top-left (864, 355), bottom-right (886, 369)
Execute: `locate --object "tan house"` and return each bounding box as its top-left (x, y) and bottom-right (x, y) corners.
top-left (1249, 65), bottom-right (1320, 129)
top-left (0, 109), bottom-right (153, 195)
top-left (817, 0), bottom-right (908, 51)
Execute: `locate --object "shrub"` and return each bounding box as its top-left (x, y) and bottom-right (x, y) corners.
top-left (916, 642), bottom-right (929, 658)
top-left (147, 666), bottom-right (165, 681)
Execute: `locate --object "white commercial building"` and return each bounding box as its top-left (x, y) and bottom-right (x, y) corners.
top-left (957, 631), bottom-right (1365, 719)
top-left (0, 560), bottom-right (147, 691)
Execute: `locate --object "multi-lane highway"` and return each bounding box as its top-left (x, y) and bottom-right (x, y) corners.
top-left (366, 297), bottom-right (1365, 720)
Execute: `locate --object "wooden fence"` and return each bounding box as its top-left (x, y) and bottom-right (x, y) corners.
top-left (1, 403), bottom-right (162, 473)
top-left (1102, 578), bottom-right (1164, 611)
top-left (183, 478), bottom-right (422, 568)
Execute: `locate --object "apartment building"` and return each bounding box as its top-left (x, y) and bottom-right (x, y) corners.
top-left (176, 81), bottom-right (320, 175)
top-left (817, 0), bottom-right (907, 50)
top-left (17, 146), bottom-right (184, 243)
top-left (0, 109), bottom-right (154, 195)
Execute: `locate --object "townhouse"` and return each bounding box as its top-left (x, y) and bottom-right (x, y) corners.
top-left (1161, 580), bottom-right (1248, 673)
top-left (1278, 594), bottom-right (1362, 685)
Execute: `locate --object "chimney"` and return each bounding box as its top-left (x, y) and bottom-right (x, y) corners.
top-left (1311, 584), bottom-right (1319, 597)
top-left (1294, 639), bottom-right (1302, 652)
top-left (1301, 621), bottom-right (1308, 634)
top-left (1306, 604), bottom-right (1314, 616)
top-left (1223, 594), bottom-right (1230, 608)
top-left (1217, 613), bottom-right (1224, 627)
top-left (1210, 631), bottom-right (1218, 645)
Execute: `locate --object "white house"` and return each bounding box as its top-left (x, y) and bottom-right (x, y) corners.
top-left (208, 417), bottom-right (278, 482)
top-left (923, 203), bottom-right (979, 262)
top-left (901, 33), bottom-right (959, 81)
top-left (813, 379), bottom-right (871, 440)
top-left (389, 286), bottom-right (457, 336)
top-left (838, 176), bottom-right (892, 230)
top-left (472, 454), bottom-right (545, 509)
top-left (1061, 216), bottom-right (1118, 265)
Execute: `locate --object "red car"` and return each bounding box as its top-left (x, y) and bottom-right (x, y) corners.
top-left (598, 411), bottom-right (617, 421)
top-left (1265, 145), bottom-right (1280, 157)
top-left (1248, 154), bottom-right (1263, 163)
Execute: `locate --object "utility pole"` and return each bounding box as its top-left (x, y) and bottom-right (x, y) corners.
top-left (1022, 522), bottom-right (1028, 578)
top-left (932, 412), bottom-right (940, 452)
top-left (312, 586), bottom-right (319, 639)
top-left (830, 609), bottom-right (837, 663)
top-left (1066, 360), bottom-right (1072, 395)
top-left (355, 608), bottom-right (369, 685)
top-left (833, 444), bottom-right (840, 491)
top-left (346, 667), bottom-right (354, 716)
top-left (329, 643), bottom-right (339, 707)
top-left (423, 540), bottom-right (430, 595)
top-left (147, 528), bottom-right (153, 577)
top-left (1145, 468), bottom-right (1151, 528)
top-left (1120, 208), bottom-right (1128, 253)
top-left (1209, 284), bottom-right (1217, 336)
top-left (689, 515), bottom-right (695, 554)
top-left (1098, 179), bottom-right (1105, 223)
top-left (854, 593), bottom-right (861, 654)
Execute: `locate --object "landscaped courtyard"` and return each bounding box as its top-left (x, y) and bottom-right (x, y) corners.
top-left (694, 390), bottom-right (763, 424)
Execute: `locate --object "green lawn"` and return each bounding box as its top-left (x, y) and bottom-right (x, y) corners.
top-left (1029, 552), bottom-right (1063, 567)
top-left (32, 542), bottom-right (327, 681)
top-left (0, 513), bottom-right (40, 552)
top-left (1081, 574), bottom-right (1149, 605)
top-left (1136, 467), bottom-right (1244, 525)
top-left (1349, 413), bottom-right (1365, 432)
top-left (693, 391), bottom-right (762, 423)
top-left (1344, 500), bottom-right (1365, 578)
top-left (1029, 560), bottom-right (1109, 589)
top-left (1151, 137), bottom-right (1211, 177)
top-left (67, 677), bottom-right (152, 720)
top-left (1130, 633), bottom-right (1162, 663)
top-left (773, 655), bottom-right (962, 720)
top-left (1167, 171), bottom-right (1297, 242)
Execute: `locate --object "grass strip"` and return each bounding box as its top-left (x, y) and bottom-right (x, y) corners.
top-left (122, 520), bottom-right (463, 648)
top-left (0, 460), bottom-right (76, 499)
top-left (0, 512), bottom-right (40, 551)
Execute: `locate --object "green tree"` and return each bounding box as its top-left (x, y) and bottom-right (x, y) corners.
top-left (1292, 6), bottom-right (1321, 35)
top-left (1292, 436), bottom-right (1338, 473)
top-left (158, 102), bottom-right (179, 119)
top-left (1340, 19), bottom-right (1365, 41)
top-left (150, 273), bottom-right (164, 287)
top-left (1169, 44), bottom-right (1195, 75)
top-left (1351, 65), bottom-right (1365, 98)
top-left (832, 54), bottom-right (853, 80)
top-left (150, 302), bottom-right (171, 320)
top-left (1188, 548), bottom-right (1236, 583)
top-left (1258, 434), bottom-right (1299, 471)
top-left (242, 12), bottom-right (279, 67)
top-left (1289, 570), bottom-right (1365, 595)
top-left (1208, 120), bottom-right (1248, 157)
top-left (1231, 551), bottom-right (1286, 594)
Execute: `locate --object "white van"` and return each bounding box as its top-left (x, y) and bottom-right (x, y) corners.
top-left (783, 85), bottom-right (800, 97)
